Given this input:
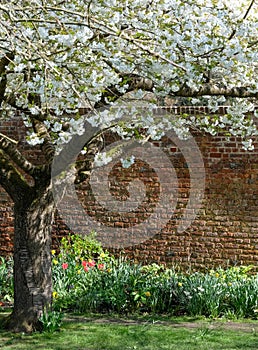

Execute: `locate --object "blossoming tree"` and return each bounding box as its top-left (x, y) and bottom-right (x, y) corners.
top-left (0, 0), bottom-right (257, 332)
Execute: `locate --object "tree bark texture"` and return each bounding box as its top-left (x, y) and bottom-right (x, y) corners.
top-left (5, 185), bottom-right (54, 333)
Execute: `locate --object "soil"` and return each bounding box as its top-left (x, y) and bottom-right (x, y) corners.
top-left (1, 309), bottom-right (258, 333)
top-left (64, 315), bottom-right (258, 333)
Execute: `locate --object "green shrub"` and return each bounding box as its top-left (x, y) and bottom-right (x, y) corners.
top-left (227, 277), bottom-right (258, 318)
top-left (177, 272), bottom-right (227, 317)
top-left (51, 258), bottom-right (258, 318)
top-left (52, 232), bottom-right (115, 311)
top-left (59, 231), bottom-right (106, 261)
top-left (53, 256), bottom-right (181, 315)
top-left (51, 235), bottom-right (258, 319)
top-left (0, 256), bottom-right (13, 304)
top-left (1, 243), bottom-right (258, 322)
top-left (177, 266), bottom-right (257, 318)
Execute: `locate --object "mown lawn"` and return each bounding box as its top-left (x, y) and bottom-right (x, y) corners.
top-left (1, 312), bottom-right (258, 350)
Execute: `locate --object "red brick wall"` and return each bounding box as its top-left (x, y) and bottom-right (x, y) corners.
top-left (0, 109), bottom-right (257, 271)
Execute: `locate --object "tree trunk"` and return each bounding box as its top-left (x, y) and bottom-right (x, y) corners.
top-left (5, 185), bottom-right (55, 333)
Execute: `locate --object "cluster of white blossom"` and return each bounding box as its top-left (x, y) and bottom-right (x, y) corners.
top-left (94, 151), bottom-right (113, 167)
top-left (26, 132), bottom-right (45, 146)
top-left (120, 155), bottom-right (135, 169)
top-left (0, 0), bottom-right (257, 152)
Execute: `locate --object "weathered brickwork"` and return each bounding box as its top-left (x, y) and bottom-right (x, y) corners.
top-left (0, 108), bottom-right (257, 271)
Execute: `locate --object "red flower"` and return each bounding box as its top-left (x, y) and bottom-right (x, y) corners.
top-left (84, 266), bottom-right (89, 272)
top-left (98, 263), bottom-right (104, 270)
top-left (82, 260), bottom-right (87, 267)
top-left (88, 260), bottom-right (96, 267)
top-left (62, 262), bottom-right (68, 270)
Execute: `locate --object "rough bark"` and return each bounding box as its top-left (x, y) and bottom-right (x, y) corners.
top-left (4, 184), bottom-right (54, 333)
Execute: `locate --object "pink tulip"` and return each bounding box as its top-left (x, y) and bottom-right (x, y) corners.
top-left (62, 262), bottom-right (68, 270)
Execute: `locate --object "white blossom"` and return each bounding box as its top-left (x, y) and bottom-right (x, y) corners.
top-left (26, 132), bottom-right (44, 146)
top-left (242, 139), bottom-right (254, 151)
top-left (38, 27), bottom-right (49, 39)
top-left (94, 152), bottom-right (113, 167)
top-left (120, 155), bottom-right (135, 168)
top-left (29, 106), bottom-right (40, 115)
top-left (52, 122), bottom-right (63, 132)
top-left (0, 0), bottom-right (256, 151)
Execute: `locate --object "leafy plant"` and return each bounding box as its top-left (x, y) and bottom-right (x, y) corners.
top-left (59, 231), bottom-right (106, 261)
top-left (39, 310), bottom-right (63, 333)
top-left (177, 266), bottom-right (258, 318)
top-left (52, 233), bottom-right (114, 311)
top-left (50, 240), bottom-right (258, 320)
top-left (0, 256), bottom-right (13, 304)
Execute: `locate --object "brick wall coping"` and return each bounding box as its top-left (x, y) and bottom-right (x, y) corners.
top-left (77, 105), bottom-right (258, 116)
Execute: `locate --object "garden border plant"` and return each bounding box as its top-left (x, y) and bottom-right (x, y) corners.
top-left (50, 233), bottom-right (258, 320)
top-left (1, 232), bottom-right (258, 333)
top-left (0, 256), bottom-right (13, 307)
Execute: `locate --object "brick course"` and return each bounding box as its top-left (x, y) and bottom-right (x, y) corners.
top-left (0, 108), bottom-right (257, 271)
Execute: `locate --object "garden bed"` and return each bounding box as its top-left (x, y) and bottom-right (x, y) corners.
top-left (1, 233), bottom-right (258, 332)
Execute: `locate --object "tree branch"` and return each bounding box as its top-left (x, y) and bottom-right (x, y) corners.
top-left (95, 74), bottom-right (154, 108)
top-left (95, 70), bottom-right (257, 108)
top-left (174, 84), bottom-right (258, 98)
top-left (0, 132), bottom-right (18, 145)
top-left (0, 52), bottom-right (14, 105)
top-left (0, 150), bottom-right (33, 202)
top-left (31, 118), bottom-right (55, 163)
top-left (3, 94), bottom-right (56, 163)
top-left (228, 0), bottom-right (256, 40)
top-left (0, 133), bottom-right (38, 177)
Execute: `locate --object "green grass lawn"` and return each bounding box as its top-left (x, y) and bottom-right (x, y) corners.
top-left (1, 313), bottom-right (258, 350)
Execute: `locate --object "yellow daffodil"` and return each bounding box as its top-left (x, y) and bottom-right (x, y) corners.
top-left (51, 250), bottom-right (56, 255)
top-left (145, 291), bottom-right (151, 297)
top-left (53, 259), bottom-right (58, 265)
top-left (52, 291), bottom-right (58, 298)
